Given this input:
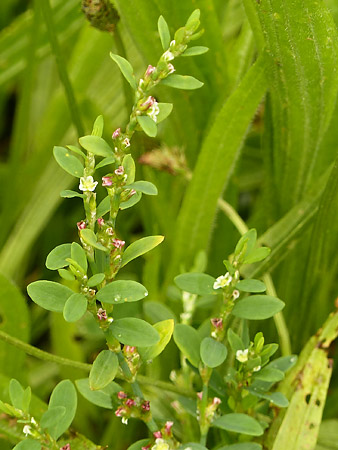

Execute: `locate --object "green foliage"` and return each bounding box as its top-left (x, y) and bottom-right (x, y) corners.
top-left (213, 413), bottom-right (264, 436)
top-left (89, 350), bottom-right (119, 390)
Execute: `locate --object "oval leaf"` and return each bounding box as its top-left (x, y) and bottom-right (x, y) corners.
top-left (213, 413), bottom-right (264, 436)
top-left (40, 406), bottom-right (66, 429)
top-left (92, 115), bottom-right (104, 137)
top-left (161, 74), bottom-right (204, 90)
top-left (97, 280), bottom-right (148, 304)
top-left (125, 181), bottom-right (158, 196)
top-left (218, 444), bottom-right (262, 450)
top-left (157, 102), bottom-right (173, 123)
top-left (89, 350), bottom-right (119, 390)
top-left (79, 135), bottom-right (113, 157)
top-left (88, 273), bottom-right (105, 287)
top-left (110, 53), bottom-right (137, 90)
top-left (120, 191), bottom-right (142, 210)
top-left (27, 280), bottom-right (73, 312)
top-left (174, 272), bottom-right (216, 296)
top-left (71, 242), bottom-right (87, 272)
top-left (53, 146), bottom-right (84, 177)
top-left (232, 295), bottom-right (285, 320)
top-left (95, 156), bottom-right (115, 169)
top-left (253, 367), bottom-right (284, 382)
top-left (244, 247), bottom-right (271, 264)
top-left (227, 328), bottom-right (245, 352)
top-left (46, 243), bottom-right (72, 270)
top-left (158, 15), bottom-right (170, 50)
top-left (9, 379), bottom-right (25, 410)
top-left (200, 337), bottom-right (228, 368)
top-left (47, 380), bottom-right (77, 440)
top-left (173, 323), bottom-right (201, 367)
top-left (139, 319), bottom-right (174, 361)
top-left (75, 378), bottom-right (120, 409)
top-left (80, 228), bottom-right (108, 252)
top-left (13, 441), bottom-right (41, 450)
top-left (122, 154), bottom-right (135, 184)
top-left (121, 236), bottom-right (164, 268)
top-left (63, 293), bottom-right (87, 322)
top-left (181, 46), bottom-right (209, 56)
top-left (236, 279), bottom-right (266, 293)
top-left (109, 318), bottom-right (160, 347)
top-left (128, 439), bottom-right (152, 450)
top-left (60, 190), bottom-right (84, 199)
top-left (137, 115), bottom-right (157, 137)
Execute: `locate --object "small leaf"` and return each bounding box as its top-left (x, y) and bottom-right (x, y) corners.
top-left (63, 293), bottom-right (87, 322)
top-left (213, 413), bottom-right (264, 436)
top-left (67, 145), bottom-right (86, 158)
top-left (244, 247), bottom-right (271, 264)
top-left (127, 440), bottom-right (152, 450)
top-left (200, 337), bottom-right (228, 368)
top-left (218, 444), bottom-right (262, 450)
top-left (92, 115), bottom-right (104, 137)
top-left (75, 378), bottom-right (120, 409)
top-left (158, 15), bottom-right (170, 50)
top-left (161, 74), bottom-right (204, 90)
top-left (236, 279), bottom-right (266, 293)
top-left (173, 323), bottom-right (201, 367)
top-left (120, 191), bottom-right (142, 210)
top-left (121, 236), bottom-right (164, 268)
top-left (144, 301), bottom-right (177, 323)
top-left (97, 280), bottom-right (148, 304)
top-left (40, 406), bottom-right (66, 429)
top-left (46, 243), bottom-right (72, 270)
top-left (235, 229), bottom-right (257, 257)
top-left (53, 146), bottom-right (84, 177)
top-left (89, 350), bottom-right (119, 390)
top-left (60, 190), bottom-right (84, 199)
top-left (227, 328), bottom-right (245, 352)
top-left (248, 387), bottom-right (289, 408)
top-left (269, 355), bottom-right (298, 373)
top-left (157, 103), bottom-right (173, 123)
top-left (174, 272), bottom-right (216, 295)
top-left (125, 181), bottom-right (158, 195)
top-left (9, 379), bottom-right (25, 410)
top-left (12, 441), bottom-right (41, 450)
top-left (27, 281), bottom-right (73, 312)
top-left (22, 387), bottom-right (31, 413)
top-left (95, 156), bottom-right (115, 169)
top-left (97, 196), bottom-right (110, 217)
top-left (109, 318), bottom-right (160, 347)
top-left (79, 135), bottom-right (113, 157)
top-left (80, 229), bottom-right (108, 251)
top-left (137, 115), bottom-right (157, 137)
top-left (110, 52), bottom-right (137, 90)
top-left (139, 319), bottom-right (174, 361)
top-left (122, 154), bottom-right (135, 184)
top-left (232, 295), bottom-right (285, 320)
top-left (47, 380), bottom-right (77, 440)
top-left (181, 46), bottom-right (209, 56)
top-left (253, 367), bottom-right (285, 382)
top-left (88, 273), bottom-right (105, 287)
top-left (71, 242), bottom-right (87, 272)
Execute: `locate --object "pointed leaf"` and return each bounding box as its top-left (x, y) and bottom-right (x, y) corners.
top-left (227, 328), bottom-right (245, 352)
top-left (79, 135), bottom-right (113, 158)
top-left (9, 379), bottom-right (25, 411)
top-left (200, 337), bottom-right (228, 368)
top-left (95, 156), bottom-right (116, 169)
top-left (232, 295), bottom-right (285, 320)
top-left (137, 115), bottom-right (157, 137)
top-left (60, 190), bottom-right (84, 199)
top-left (158, 15), bottom-right (170, 50)
top-left (27, 281), bottom-right (73, 312)
top-left (53, 146), bottom-right (84, 177)
top-left (213, 413), bottom-right (264, 436)
top-left (63, 293), bottom-right (88, 322)
top-left (120, 191), bottom-right (142, 210)
top-left (109, 318), bottom-right (160, 347)
top-left (97, 280), bottom-right (148, 304)
top-left (244, 247), bottom-right (271, 264)
top-left (161, 74), bottom-right (204, 90)
top-left (173, 324), bottom-right (201, 367)
top-left (110, 52), bottom-right (137, 90)
top-left (92, 115), bottom-right (104, 137)
top-left (121, 236), bottom-right (164, 268)
top-left (67, 145), bottom-right (86, 158)
top-left (89, 350), bottom-right (119, 390)
top-left (181, 46), bottom-right (209, 56)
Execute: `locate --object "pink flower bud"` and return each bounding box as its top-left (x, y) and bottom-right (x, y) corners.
top-left (102, 176), bottom-right (113, 187)
top-left (77, 221), bottom-right (86, 230)
top-left (167, 63), bottom-right (175, 74)
top-left (165, 421), bottom-right (174, 434)
top-left (117, 391), bottom-right (127, 399)
top-left (125, 345), bottom-right (136, 353)
top-left (123, 138), bottom-right (130, 148)
top-left (97, 218), bottom-right (105, 226)
top-left (115, 406), bottom-right (125, 417)
top-left (197, 391), bottom-right (203, 400)
top-left (106, 227), bottom-right (114, 236)
top-left (130, 189), bottom-right (136, 196)
top-left (142, 446), bottom-right (151, 450)
top-left (113, 239), bottom-right (125, 249)
top-left (112, 128), bottom-right (121, 139)
top-left (114, 166), bottom-right (125, 176)
top-left (213, 397), bottom-right (221, 405)
top-left (97, 308), bottom-right (107, 321)
top-left (125, 398), bottom-right (136, 407)
top-left (60, 445), bottom-right (71, 450)
top-left (141, 96), bottom-right (156, 109)
top-left (145, 65), bottom-right (155, 77)
top-left (141, 400), bottom-right (150, 411)
top-left (153, 431), bottom-right (162, 439)
top-left (211, 317), bottom-right (223, 329)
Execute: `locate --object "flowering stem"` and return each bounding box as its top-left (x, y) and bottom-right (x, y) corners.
top-left (217, 198), bottom-right (292, 356)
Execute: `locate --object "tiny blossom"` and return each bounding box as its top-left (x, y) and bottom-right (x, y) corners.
top-left (106, 227), bottom-right (114, 235)
top-left (79, 176), bottom-right (98, 192)
top-left (153, 431), bottom-right (162, 439)
top-left (232, 289), bottom-right (240, 300)
top-left (77, 220), bottom-right (86, 230)
top-left (167, 63), bottom-right (175, 74)
top-left (213, 397), bottom-right (221, 406)
top-left (165, 421), bottom-right (174, 434)
top-left (129, 189), bottom-right (137, 196)
top-left (113, 239), bottom-right (125, 249)
top-left (125, 345), bottom-right (136, 353)
top-left (126, 398), bottom-right (136, 407)
top-left (107, 317), bottom-right (114, 323)
top-left (169, 370), bottom-right (177, 382)
top-left (152, 438), bottom-right (169, 450)
top-left (117, 391), bottom-right (127, 399)
top-left (115, 406), bottom-right (125, 417)
top-left (112, 127), bottom-right (121, 139)
top-left (30, 417), bottom-right (37, 426)
top-left (197, 391), bottom-right (203, 400)
top-left (236, 349), bottom-right (249, 363)
top-left (123, 137), bottom-right (130, 147)
top-left (145, 65), bottom-right (155, 77)
top-left (102, 176), bottom-right (113, 187)
top-left (163, 50), bottom-right (174, 61)
top-left (97, 308), bottom-right (107, 321)
top-left (23, 425), bottom-right (32, 437)
top-left (213, 272), bottom-right (233, 289)
top-left (114, 166), bottom-right (125, 176)
top-left (60, 445), bottom-right (71, 450)
top-left (97, 218), bottom-right (105, 226)
top-left (142, 446), bottom-right (151, 450)
top-left (141, 96), bottom-right (156, 109)
top-left (253, 365), bottom-right (261, 372)
top-left (122, 417), bottom-right (128, 425)
top-left (211, 317), bottom-right (223, 329)
top-left (148, 102), bottom-right (160, 122)
top-left (142, 400), bottom-right (150, 411)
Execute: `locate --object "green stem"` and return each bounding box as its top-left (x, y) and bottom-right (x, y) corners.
top-left (38, 0), bottom-right (84, 137)
top-left (199, 383), bottom-right (209, 446)
top-left (217, 198), bottom-right (292, 356)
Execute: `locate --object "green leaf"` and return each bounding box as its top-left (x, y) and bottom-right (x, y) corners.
top-left (139, 319), bottom-right (174, 361)
top-left (120, 191), bottom-right (142, 210)
top-left (200, 337), bottom-right (228, 368)
top-left (269, 355), bottom-right (298, 373)
top-left (137, 115), bottom-right (157, 137)
top-left (173, 323), bottom-right (201, 367)
top-left (12, 441), bottom-right (41, 450)
top-left (122, 154), bottom-right (135, 184)
top-left (60, 190), bottom-right (84, 199)
top-left (144, 301), bottom-right (177, 323)
top-left (121, 236), bottom-right (164, 268)
top-left (80, 229), bottom-right (108, 252)
top-left (218, 444), bottom-right (262, 450)
top-left (109, 318), bottom-right (160, 347)
top-left (92, 115), bottom-right (104, 137)
top-left (79, 135), bottom-right (113, 158)
top-left (232, 295), bottom-right (285, 320)
top-left (125, 181), bottom-right (158, 195)
top-left (158, 15), bottom-right (170, 50)
top-left (179, 445), bottom-right (208, 450)
top-left (89, 350), bottom-right (119, 390)
top-left (63, 293), bottom-right (87, 323)
top-left (253, 367), bottom-right (284, 382)
top-left (87, 273), bottom-right (105, 287)
top-left (157, 103), bottom-right (173, 123)
top-left (71, 242), bottom-right (87, 272)
top-left (46, 244), bottom-right (72, 270)
top-left (67, 145), bottom-right (87, 159)
top-left (248, 387), bottom-right (289, 408)
top-left (75, 378), bottom-right (120, 409)
top-left (47, 380), bottom-right (77, 440)
top-left (244, 247), bottom-right (271, 264)
top-left (127, 439), bottom-right (151, 450)
top-left (40, 406), bottom-right (66, 429)
top-left (213, 413), bottom-right (264, 436)
top-left (97, 196), bottom-right (110, 217)
top-left (181, 46), bottom-right (209, 56)
top-left (9, 379), bottom-right (25, 410)
top-left (174, 272), bottom-right (216, 296)
top-left (110, 52), bottom-right (137, 90)
top-left (96, 280), bottom-right (148, 304)
top-left (27, 280), bottom-right (73, 312)
top-left (235, 229), bottom-right (257, 257)
top-left (236, 279), bottom-right (266, 293)
top-left (227, 328), bottom-right (245, 352)
top-left (161, 74), bottom-right (204, 90)
top-left (95, 156), bottom-right (116, 169)
top-left (53, 146), bottom-right (84, 178)
top-left (22, 387), bottom-right (31, 413)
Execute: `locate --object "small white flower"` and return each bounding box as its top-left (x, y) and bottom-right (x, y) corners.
top-left (30, 417), bottom-right (37, 425)
top-left (213, 272), bottom-right (233, 289)
top-left (152, 438), bottom-right (170, 450)
top-left (167, 63), bottom-right (175, 74)
top-left (121, 417), bottom-right (128, 425)
top-left (163, 50), bottom-right (174, 61)
top-left (148, 102), bottom-right (160, 122)
top-left (169, 40), bottom-right (176, 47)
top-left (232, 289), bottom-right (240, 300)
top-left (123, 137), bottom-right (130, 148)
top-left (236, 349), bottom-right (249, 363)
top-left (253, 365), bottom-right (261, 372)
top-left (79, 176), bottom-right (98, 192)
top-left (23, 425), bottom-right (32, 437)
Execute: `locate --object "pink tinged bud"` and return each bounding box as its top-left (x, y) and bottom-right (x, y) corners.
top-left (145, 65), bottom-right (155, 77)
top-left (165, 421), bottom-right (174, 434)
top-left (123, 138), bottom-right (130, 148)
top-left (197, 392), bottom-right (203, 400)
top-left (141, 400), bottom-right (150, 411)
top-left (125, 398), bottom-right (136, 407)
top-left (106, 227), bottom-right (114, 236)
top-left (167, 63), bottom-right (175, 74)
top-left (112, 127), bottom-right (121, 139)
top-left (114, 166), bottom-right (125, 176)
top-left (130, 189), bottom-right (137, 196)
top-left (213, 397), bottom-right (221, 406)
top-left (113, 239), bottom-right (125, 249)
top-left (97, 218), bottom-right (105, 226)
top-left (125, 345), bottom-right (136, 353)
top-left (141, 96), bottom-right (156, 109)
top-left (153, 431), bottom-right (162, 439)
top-left (117, 391), bottom-right (127, 399)
top-left (77, 221), bottom-right (86, 230)
top-left (97, 308), bottom-right (107, 321)
top-left (102, 176), bottom-right (113, 187)
top-left (211, 317), bottom-right (223, 329)
top-left (115, 406), bottom-right (125, 417)
top-left (142, 446), bottom-right (151, 450)
top-left (60, 445), bottom-right (71, 450)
